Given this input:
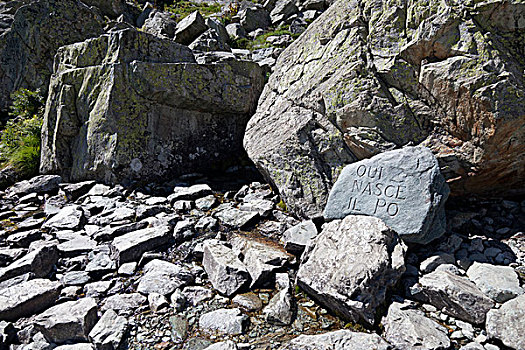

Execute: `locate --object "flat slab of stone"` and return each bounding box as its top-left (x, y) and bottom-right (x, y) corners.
top-left (214, 206), bottom-right (259, 229)
top-left (43, 205), bottom-right (86, 231)
top-left (382, 301), bottom-right (450, 350)
top-left (297, 215), bottom-right (406, 325)
top-left (486, 294), bottom-right (525, 350)
top-left (110, 226), bottom-right (172, 264)
top-left (414, 270), bottom-right (494, 324)
top-left (202, 240), bottom-right (250, 296)
top-left (8, 175), bottom-right (62, 197)
top-left (324, 146), bottom-right (449, 244)
top-left (34, 298), bottom-right (98, 344)
top-left (169, 184), bottom-right (213, 203)
top-left (137, 259), bottom-right (193, 295)
top-left (199, 308), bottom-right (248, 335)
top-left (466, 262), bottom-right (523, 303)
top-left (0, 279), bottom-right (61, 321)
top-left (101, 293), bottom-right (146, 315)
top-left (0, 245), bottom-right (58, 282)
top-left (278, 329), bottom-right (391, 350)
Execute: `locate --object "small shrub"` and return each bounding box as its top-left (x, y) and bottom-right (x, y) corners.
top-left (0, 89), bottom-right (44, 178)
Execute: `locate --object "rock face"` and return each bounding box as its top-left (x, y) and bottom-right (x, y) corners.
top-left (0, 0), bottom-right (104, 111)
top-left (40, 28), bottom-right (265, 184)
top-left (244, 0), bottom-right (525, 218)
top-left (324, 147), bottom-right (449, 244)
top-left (297, 215), bottom-right (406, 325)
top-left (279, 329), bottom-right (391, 350)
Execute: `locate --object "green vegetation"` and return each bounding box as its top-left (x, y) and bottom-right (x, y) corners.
top-left (231, 26), bottom-right (300, 50)
top-left (164, 1), bottom-right (222, 20)
top-left (0, 89), bottom-right (44, 177)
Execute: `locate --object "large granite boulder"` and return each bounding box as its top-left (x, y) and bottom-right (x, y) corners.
top-left (324, 146), bottom-right (449, 244)
top-left (40, 28), bottom-right (265, 184)
top-left (0, 0), bottom-right (105, 111)
top-left (296, 215), bottom-right (406, 325)
top-left (244, 0), bottom-right (525, 218)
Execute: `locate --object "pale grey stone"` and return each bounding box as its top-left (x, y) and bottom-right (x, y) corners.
top-left (181, 286), bottom-right (213, 306)
top-left (278, 329), bottom-right (391, 349)
top-left (101, 293), bottom-right (146, 315)
top-left (195, 195), bottom-right (217, 211)
top-left (8, 175), bottom-right (62, 197)
top-left (270, 0), bottom-right (298, 23)
top-left (54, 344), bottom-right (94, 350)
top-left (232, 293), bottom-right (263, 311)
top-left (202, 240), bottom-right (250, 296)
top-left (281, 220), bottom-right (318, 253)
top-left (420, 252), bottom-right (456, 274)
top-left (169, 185), bottom-right (213, 203)
top-left (382, 301), bottom-right (450, 350)
top-left (297, 215), bottom-right (406, 325)
top-left (199, 308), bottom-right (248, 335)
top-left (204, 341), bottom-right (238, 350)
top-left (60, 271), bottom-right (91, 286)
top-left (324, 147), bottom-right (449, 244)
top-left (34, 298), bottom-right (98, 344)
top-left (0, 279), bottom-right (61, 321)
top-left (466, 262), bottom-right (523, 303)
top-left (57, 236), bottom-right (97, 257)
top-left (142, 11), bottom-right (177, 38)
top-left (137, 259), bottom-right (193, 295)
top-left (84, 281), bottom-right (113, 298)
top-left (214, 206), bottom-right (259, 229)
top-left (230, 234), bottom-right (292, 287)
top-left (414, 270), bottom-right (494, 324)
top-left (43, 205), bottom-right (86, 231)
top-left (88, 309), bottom-right (128, 350)
top-left (148, 293), bottom-right (169, 313)
top-left (263, 287), bottom-right (294, 325)
top-left (459, 343), bottom-right (485, 350)
top-left (110, 226), bottom-right (172, 264)
top-left (486, 294), bottom-right (525, 350)
top-left (118, 262), bottom-right (137, 276)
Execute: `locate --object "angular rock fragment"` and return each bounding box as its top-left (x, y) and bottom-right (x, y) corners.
top-left (214, 206), bottom-right (259, 229)
top-left (486, 294), bottom-right (525, 350)
top-left (0, 245), bottom-right (58, 282)
top-left (110, 226), bottom-right (172, 264)
top-left (278, 329), bottom-right (391, 349)
top-left (137, 259), bottom-right (193, 295)
top-left (202, 241), bottom-right (250, 296)
top-left (101, 293), bottom-right (146, 315)
top-left (324, 147), bottom-right (449, 244)
top-left (466, 262), bottom-right (523, 303)
top-left (230, 234), bottom-right (292, 287)
top-left (199, 308), bottom-right (248, 335)
top-left (263, 287), bottom-right (294, 325)
top-left (34, 298), bottom-right (98, 344)
top-left (281, 220), bottom-right (318, 253)
top-left (0, 279), bottom-right (61, 321)
top-left (414, 270), bottom-right (494, 324)
top-left (204, 341), bottom-right (238, 350)
top-left (382, 301), bottom-right (450, 350)
top-left (169, 184), bottom-right (213, 203)
top-left (297, 215), bottom-right (406, 325)
top-left (7, 175), bottom-right (62, 197)
top-left (42, 205), bottom-right (86, 231)
top-left (174, 11), bottom-right (208, 45)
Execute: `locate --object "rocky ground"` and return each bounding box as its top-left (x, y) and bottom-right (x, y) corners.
top-left (0, 172), bottom-right (523, 350)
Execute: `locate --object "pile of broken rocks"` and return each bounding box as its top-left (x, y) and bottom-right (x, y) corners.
top-left (0, 155), bottom-right (524, 349)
